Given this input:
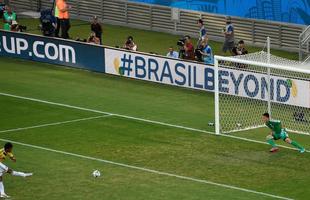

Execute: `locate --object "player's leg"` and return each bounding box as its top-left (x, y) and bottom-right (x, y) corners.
top-left (0, 163), bottom-right (10, 198)
top-left (284, 137), bottom-right (305, 153)
top-left (0, 176), bottom-right (9, 198)
top-left (7, 168), bottom-right (33, 177)
top-left (280, 129), bottom-right (305, 153)
top-left (266, 134), bottom-right (279, 152)
top-left (0, 163), bottom-right (32, 198)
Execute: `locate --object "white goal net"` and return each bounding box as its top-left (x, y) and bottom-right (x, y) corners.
top-left (214, 51), bottom-right (310, 135)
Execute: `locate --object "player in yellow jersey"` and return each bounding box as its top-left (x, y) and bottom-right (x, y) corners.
top-left (0, 142), bottom-right (32, 198)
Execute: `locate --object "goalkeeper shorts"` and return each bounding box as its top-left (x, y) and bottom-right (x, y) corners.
top-left (273, 129), bottom-right (289, 141)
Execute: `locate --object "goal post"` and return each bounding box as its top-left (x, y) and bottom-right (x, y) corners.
top-left (214, 54), bottom-right (310, 135)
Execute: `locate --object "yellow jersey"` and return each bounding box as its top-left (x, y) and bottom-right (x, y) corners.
top-left (0, 148), bottom-right (14, 163)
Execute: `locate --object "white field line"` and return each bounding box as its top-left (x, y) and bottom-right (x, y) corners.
top-left (0, 138), bottom-right (294, 200)
top-left (0, 115), bottom-right (113, 134)
top-left (0, 92), bottom-right (308, 154)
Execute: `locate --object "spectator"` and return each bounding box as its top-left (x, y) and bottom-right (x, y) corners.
top-left (222, 16), bottom-right (235, 54)
top-left (56, 0), bottom-right (71, 39)
top-left (3, 6), bottom-right (16, 31)
top-left (232, 40), bottom-right (248, 56)
top-left (123, 36), bottom-right (138, 51)
top-left (183, 36), bottom-right (195, 60)
top-left (54, 1), bottom-right (60, 37)
top-left (199, 39), bottom-right (214, 65)
top-left (87, 32), bottom-right (100, 45)
top-left (0, 1), bottom-right (5, 19)
top-left (40, 9), bottom-right (57, 37)
top-left (166, 47), bottom-right (179, 59)
top-left (91, 16), bottom-right (103, 45)
top-left (197, 19), bottom-right (207, 47)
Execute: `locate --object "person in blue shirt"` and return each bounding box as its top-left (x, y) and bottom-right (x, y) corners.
top-left (197, 19), bottom-right (207, 47)
top-left (222, 16), bottom-right (235, 54)
top-left (199, 39), bottom-right (213, 65)
top-left (166, 47), bottom-right (179, 59)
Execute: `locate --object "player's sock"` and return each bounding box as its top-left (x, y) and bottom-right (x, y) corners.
top-left (0, 181), bottom-right (5, 194)
top-left (267, 139), bottom-right (277, 148)
top-left (291, 141), bottom-right (304, 150)
top-left (12, 171), bottom-right (27, 177)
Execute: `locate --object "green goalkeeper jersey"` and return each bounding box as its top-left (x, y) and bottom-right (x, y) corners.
top-left (265, 119), bottom-right (282, 134)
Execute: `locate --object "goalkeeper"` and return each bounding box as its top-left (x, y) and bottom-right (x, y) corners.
top-left (262, 113), bottom-right (305, 153)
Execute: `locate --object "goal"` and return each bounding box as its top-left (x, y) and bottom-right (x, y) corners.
top-left (214, 52), bottom-right (310, 135)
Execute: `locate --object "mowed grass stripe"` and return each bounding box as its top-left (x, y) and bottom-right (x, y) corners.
top-left (0, 115), bottom-right (113, 134)
top-left (0, 138), bottom-right (294, 200)
top-left (4, 145), bottom-right (284, 200)
top-left (0, 92), bottom-right (308, 153)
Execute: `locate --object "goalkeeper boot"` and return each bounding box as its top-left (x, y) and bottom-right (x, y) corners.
top-left (299, 148), bottom-right (306, 153)
top-left (269, 147), bottom-right (279, 153)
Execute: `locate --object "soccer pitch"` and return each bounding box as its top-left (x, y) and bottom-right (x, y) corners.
top-left (0, 57), bottom-right (309, 200)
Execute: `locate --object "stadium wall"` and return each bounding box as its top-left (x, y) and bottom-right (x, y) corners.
top-left (0, 30), bottom-right (309, 108)
top-left (9, 0), bottom-right (306, 52)
top-left (130, 0), bottom-right (310, 26)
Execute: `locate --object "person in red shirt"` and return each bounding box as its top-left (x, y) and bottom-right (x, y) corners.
top-left (183, 36), bottom-right (195, 60)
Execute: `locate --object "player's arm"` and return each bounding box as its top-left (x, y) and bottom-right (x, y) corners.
top-left (8, 152), bottom-right (16, 162)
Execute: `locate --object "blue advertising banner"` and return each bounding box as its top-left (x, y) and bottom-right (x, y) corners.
top-left (0, 30), bottom-right (105, 72)
top-left (130, 0), bottom-right (310, 25)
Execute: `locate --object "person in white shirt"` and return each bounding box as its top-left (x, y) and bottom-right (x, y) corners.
top-left (166, 47), bottom-right (179, 59)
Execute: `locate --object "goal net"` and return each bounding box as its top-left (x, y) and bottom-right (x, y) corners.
top-left (214, 51), bottom-right (310, 135)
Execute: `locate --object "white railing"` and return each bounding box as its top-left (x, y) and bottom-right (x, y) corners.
top-left (10, 0), bottom-right (306, 52)
top-left (299, 25), bottom-right (310, 61)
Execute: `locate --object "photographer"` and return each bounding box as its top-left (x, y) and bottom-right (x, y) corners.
top-left (222, 16), bottom-right (235, 54)
top-left (91, 16), bottom-right (102, 45)
top-left (3, 6), bottom-right (16, 31)
top-left (40, 9), bottom-right (57, 37)
top-left (87, 32), bottom-right (100, 45)
top-left (183, 36), bottom-right (195, 60)
top-left (123, 36), bottom-right (138, 51)
top-left (232, 40), bottom-right (248, 56)
top-left (198, 39), bottom-right (214, 65)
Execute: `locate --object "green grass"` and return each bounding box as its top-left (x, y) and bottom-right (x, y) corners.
top-left (0, 18), bottom-right (299, 60)
top-left (0, 56), bottom-right (310, 200)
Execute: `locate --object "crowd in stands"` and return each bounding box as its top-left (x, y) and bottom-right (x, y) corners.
top-left (0, 0), bottom-right (248, 65)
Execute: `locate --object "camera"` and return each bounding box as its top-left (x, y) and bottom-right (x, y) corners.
top-left (177, 38), bottom-right (185, 47)
top-left (11, 21), bottom-right (27, 32)
top-left (176, 37), bottom-right (186, 59)
top-left (195, 48), bottom-right (203, 62)
top-left (126, 36), bottom-right (133, 44)
top-left (18, 25), bottom-right (27, 32)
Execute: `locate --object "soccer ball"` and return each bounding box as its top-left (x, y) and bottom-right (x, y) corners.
top-left (92, 170), bottom-right (101, 178)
